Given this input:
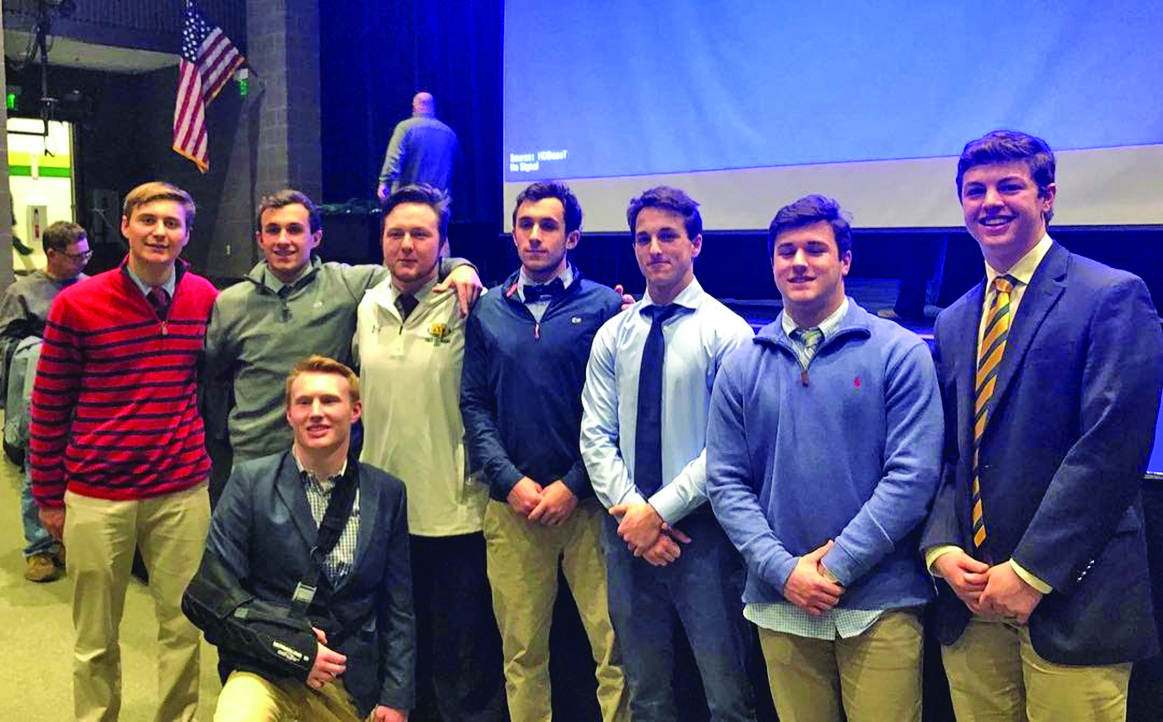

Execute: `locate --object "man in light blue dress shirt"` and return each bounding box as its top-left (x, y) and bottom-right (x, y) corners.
top-left (706, 195), bottom-right (943, 722)
top-left (580, 186), bottom-right (757, 722)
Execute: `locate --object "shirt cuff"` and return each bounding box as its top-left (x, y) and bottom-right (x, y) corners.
top-left (493, 467), bottom-right (525, 499)
top-left (1009, 559), bottom-right (1053, 594)
top-left (924, 545), bottom-right (962, 575)
top-left (819, 563), bottom-right (840, 584)
top-left (647, 485), bottom-right (688, 526)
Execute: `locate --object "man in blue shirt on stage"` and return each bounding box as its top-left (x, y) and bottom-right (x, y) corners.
top-left (580, 186), bottom-right (757, 722)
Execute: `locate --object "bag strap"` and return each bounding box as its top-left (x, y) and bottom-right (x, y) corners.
top-left (290, 453), bottom-right (360, 617)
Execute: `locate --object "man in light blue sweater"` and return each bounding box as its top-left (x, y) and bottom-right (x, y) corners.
top-left (706, 195), bottom-right (944, 722)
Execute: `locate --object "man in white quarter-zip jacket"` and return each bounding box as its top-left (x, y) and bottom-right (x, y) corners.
top-left (354, 184), bottom-right (506, 722)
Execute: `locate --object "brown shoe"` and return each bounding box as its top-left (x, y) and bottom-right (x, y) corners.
top-left (24, 553), bottom-right (62, 583)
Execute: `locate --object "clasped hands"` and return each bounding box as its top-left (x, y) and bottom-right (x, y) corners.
top-left (507, 477), bottom-right (578, 526)
top-left (782, 540), bottom-right (845, 616)
top-left (608, 501), bottom-right (691, 567)
top-left (932, 550), bottom-right (1043, 624)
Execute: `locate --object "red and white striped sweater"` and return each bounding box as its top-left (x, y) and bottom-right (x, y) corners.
top-left (30, 259), bottom-right (218, 506)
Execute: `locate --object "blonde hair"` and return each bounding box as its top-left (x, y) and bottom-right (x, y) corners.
top-left (123, 181), bottom-right (196, 228)
top-left (284, 355), bottom-right (361, 406)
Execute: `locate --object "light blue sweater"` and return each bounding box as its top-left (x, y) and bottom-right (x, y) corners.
top-left (706, 300), bottom-right (943, 610)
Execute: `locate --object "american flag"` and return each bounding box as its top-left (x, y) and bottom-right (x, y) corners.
top-left (172, 2), bottom-right (245, 173)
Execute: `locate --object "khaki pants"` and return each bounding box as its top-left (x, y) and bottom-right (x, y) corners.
top-left (64, 485), bottom-right (210, 722)
top-left (758, 609), bottom-right (923, 722)
top-left (483, 498), bottom-right (629, 722)
top-left (215, 671), bottom-right (369, 721)
top-left (941, 617), bottom-right (1131, 722)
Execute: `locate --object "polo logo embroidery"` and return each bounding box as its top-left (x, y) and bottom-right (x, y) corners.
top-left (853, 376), bottom-right (861, 388)
top-left (571, 316), bottom-right (583, 324)
top-left (426, 322), bottom-right (451, 345)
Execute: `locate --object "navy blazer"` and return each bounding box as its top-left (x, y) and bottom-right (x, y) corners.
top-left (206, 451), bottom-right (415, 715)
top-left (921, 241), bottom-right (1163, 665)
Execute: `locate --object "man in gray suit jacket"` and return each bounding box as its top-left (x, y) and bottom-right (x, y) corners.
top-left (185, 355), bottom-right (414, 722)
top-left (921, 130), bottom-right (1163, 721)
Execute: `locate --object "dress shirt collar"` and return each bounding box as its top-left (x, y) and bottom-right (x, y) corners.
top-left (984, 234), bottom-right (1052, 289)
top-left (292, 447), bottom-right (348, 493)
top-left (261, 259), bottom-right (315, 294)
top-left (781, 296), bottom-right (849, 341)
top-left (370, 274), bottom-right (437, 315)
top-left (640, 276), bottom-right (704, 316)
top-left (124, 263), bottom-right (175, 298)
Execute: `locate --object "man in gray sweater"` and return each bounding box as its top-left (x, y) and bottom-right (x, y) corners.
top-left (203, 189), bottom-right (480, 500)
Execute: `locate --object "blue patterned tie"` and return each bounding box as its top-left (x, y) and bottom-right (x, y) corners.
top-left (634, 304), bottom-right (681, 498)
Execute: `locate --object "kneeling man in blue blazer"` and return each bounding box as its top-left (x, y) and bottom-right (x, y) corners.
top-left (185, 355), bottom-right (415, 722)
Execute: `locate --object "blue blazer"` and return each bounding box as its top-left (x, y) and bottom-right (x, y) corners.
top-left (206, 451), bottom-right (415, 715)
top-left (921, 241), bottom-right (1163, 665)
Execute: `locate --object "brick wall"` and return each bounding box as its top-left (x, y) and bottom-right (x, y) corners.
top-left (248, 0), bottom-right (321, 204)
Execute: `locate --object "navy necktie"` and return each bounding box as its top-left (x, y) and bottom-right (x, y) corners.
top-left (523, 277), bottom-right (565, 304)
top-left (395, 293), bottom-right (419, 321)
top-left (634, 304), bottom-right (681, 498)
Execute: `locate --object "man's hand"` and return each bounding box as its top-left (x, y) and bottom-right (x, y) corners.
top-left (782, 540), bottom-right (844, 616)
top-left (526, 481), bottom-right (577, 527)
top-left (613, 284), bottom-right (635, 312)
top-left (931, 549), bottom-right (991, 615)
top-left (979, 562), bottom-right (1043, 624)
top-left (610, 502), bottom-right (664, 555)
top-left (507, 477), bottom-right (544, 517)
top-left (433, 264), bottom-right (483, 317)
top-left (372, 705), bottom-right (408, 722)
top-left (307, 627), bottom-right (346, 690)
top-left (639, 524), bottom-right (691, 566)
top-left (39, 507), bottom-right (65, 542)
top-left (376, 182), bottom-right (389, 202)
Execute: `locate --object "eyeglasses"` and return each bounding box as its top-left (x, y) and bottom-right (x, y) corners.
top-left (57, 249), bottom-right (93, 262)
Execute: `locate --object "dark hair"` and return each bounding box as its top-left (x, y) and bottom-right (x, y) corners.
top-left (767, 195), bottom-right (852, 260)
top-left (257, 189), bottom-right (322, 234)
top-left (123, 181), bottom-right (196, 228)
top-left (627, 186), bottom-right (702, 240)
top-left (956, 129), bottom-right (1056, 223)
top-left (381, 183), bottom-right (451, 242)
top-left (42, 220), bottom-right (87, 254)
top-left (512, 181), bottom-right (583, 235)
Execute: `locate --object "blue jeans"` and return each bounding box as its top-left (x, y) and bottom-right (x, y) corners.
top-left (21, 465), bottom-right (57, 557)
top-left (603, 508), bottom-right (757, 722)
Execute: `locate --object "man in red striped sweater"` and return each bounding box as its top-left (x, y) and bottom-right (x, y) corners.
top-left (29, 181), bottom-right (219, 722)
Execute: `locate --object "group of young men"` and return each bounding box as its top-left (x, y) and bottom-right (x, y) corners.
top-left (11, 127), bottom-right (1161, 722)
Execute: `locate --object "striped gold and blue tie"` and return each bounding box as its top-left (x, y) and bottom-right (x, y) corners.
top-left (971, 275), bottom-right (1017, 552)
